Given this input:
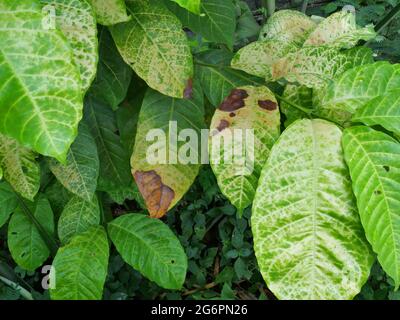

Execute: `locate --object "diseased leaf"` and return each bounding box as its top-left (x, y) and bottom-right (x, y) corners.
top-left (343, 126), bottom-right (400, 288)
top-left (304, 10), bottom-right (376, 49)
top-left (108, 213), bottom-right (187, 289)
top-left (252, 119), bottom-right (374, 299)
top-left (87, 0), bottom-right (130, 25)
top-left (171, 0), bottom-right (201, 14)
top-left (132, 85), bottom-right (205, 218)
top-left (0, 134), bottom-right (40, 201)
top-left (58, 195), bottom-right (100, 245)
top-left (169, 0), bottom-right (236, 49)
top-left (196, 50), bottom-right (264, 106)
top-left (0, 0), bottom-right (83, 161)
top-left (48, 122), bottom-right (99, 202)
top-left (84, 96), bottom-right (133, 201)
top-left (352, 90), bottom-right (400, 135)
top-left (89, 28), bottom-right (133, 110)
top-left (209, 86), bottom-right (280, 213)
top-left (280, 84), bottom-right (313, 127)
top-left (8, 195), bottom-right (54, 271)
top-left (40, 0), bottom-right (98, 92)
top-left (315, 62), bottom-right (400, 124)
top-left (110, 0), bottom-right (193, 98)
top-left (50, 226), bottom-right (109, 300)
top-left (259, 10), bottom-right (316, 46)
top-left (231, 40), bottom-right (297, 80)
top-left (272, 46), bottom-right (374, 88)
top-left (0, 182), bottom-right (18, 228)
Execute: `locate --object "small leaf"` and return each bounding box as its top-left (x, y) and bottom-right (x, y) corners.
top-left (50, 226), bottom-right (109, 300)
top-left (87, 0), bottom-right (130, 25)
top-left (40, 0), bottom-right (98, 92)
top-left (252, 119), bottom-right (374, 299)
top-left (352, 90), bottom-right (400, 136)
top-left (0, 182), bottom-right (18, 228)
top-left (0, 134), bottom-right (40, 201)
top-left (108, 213), bottom-right (188, 289)
top-left (209, 86), bottom-right (280, 212)
top-left (169, 0), bottom-right (236, 49)
top-left (131, 85), bottom-right (205, 217)
top-left (231, 40), bottom-right (297, 80)
top-left (89, 28), bottom-right (133, 110)
top-left (304, 11), bottom-right (376, 49)
top-left (48, 122), bottom-right (99, 202)
top-left (110, 0), bottom-right (193, 98)
top-left (8, 195), bottom-right (54, 271)
top-left (343, 126), bottom-right (400, 288)
top-left (58, 195), bottom-right (100, 245)
top-left (259, 10), bottom-right (316, 46)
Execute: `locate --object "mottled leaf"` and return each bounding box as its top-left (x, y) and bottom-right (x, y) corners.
top-left (110, 0), bottom-right (193, 98)
top-left (50, 226), bottom-right (109, 300)
top-left (252, 119), bottom-right (374, 299)
top-left (87, 0), bottom-right (130, 25)
top-left (209, 86), bottom-right (280, 213)
top-left (0, 134), bottom-right (40, 201)
top-left (0, 0), bottom-right (83, 161)
top-left (343, 126), bottom-right (400, 288)
top-left (48, 122), bottom-right (99, 202)
top-left (8, 196), bottom-right (54, 271)
top-left (108, 213), bottom-right (187, 289)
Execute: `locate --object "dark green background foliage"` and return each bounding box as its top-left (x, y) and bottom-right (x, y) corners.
top-left (1, 0), bottom-right (400, 300)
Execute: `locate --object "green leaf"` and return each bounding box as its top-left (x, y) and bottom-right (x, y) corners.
top-left (259, 9), bottom-right (316, 46)
top-left (342, 126), bottom-right (400, 288)
top-left (169, 0), bottom-right (236, 49)
top-left (44, 180), bottom-right (72, 218)
top-left (280, 84), bottom-right (313, 127)
top-left (88, 27), bottom-right (133, 110)
top-left (0, 0), bottom-right (83, 161)
top-left (0, 182), bottom-right (18, 228)
top-left (272, 46), bottom-right (374, 89)
top-left (352, 90), bottom-right (400, 136)
top-left (8, 195), bottom-right (54, 271)
top-left (110, 0), bottom-right (193, 98)
top-left (209, 86), bottom-right (280, 213)
top-left (252, 119), bottom-right (374, 299)
top-left (87, 0), bottom-right (131, 25)
top-left (171, 0), bottom-right (201, 14)
top-left (231, 40), bottom-right (297, 80)
top-left (84, 96), bottom-right (132, 200)
top-left (196, 50), bottom-right (264, 106)
top-left (50, 226), bottom-right (109, 300)
top-left (131, 86), bottom-right (204, 217)
top-left (235, 1), bottom-right (260, 42)
top-left (0, 134), bottom-right (40, 201)
top-left (315, 62), bottom-right (400, 124)
top-left (48, 122), bottom-right (99, 202)
top-left (108, 213), bottom-right (187, 289)
top-left (40, 0), bottom-right (98, 92)
top-left (304, 11), bottom-right (376, 49)
top-left (58, 195), bottom-right (100, 245)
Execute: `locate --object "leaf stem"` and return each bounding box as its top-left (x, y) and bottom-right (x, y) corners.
top-left (301, 0), bottom-right (309, 13)
top-left (13, 192), bottom-right (59, 257)
top-left (0, 275), bottom-right (34, 300)
top-left (375, 3), bottom-right (400, 34)
top-left (262, 0), bottom-right (276, 17)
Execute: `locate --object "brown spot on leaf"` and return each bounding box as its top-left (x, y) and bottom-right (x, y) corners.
top-left (374, 189), bottom-right (382, 195)
top-left (383, 165), bottom-right (390, 172)
top-left (258, 100), bottom-right (277, 111)
top-left (219, 89), bottom-right (248, 112)
top-left (134, 170), bottom-right (175, 218)
top-left (183, 78), bottom-right (193, 99)
top-left (217, 119), bottom-right (230, 132)
top-left (229, 112), bottom-right (236, 117)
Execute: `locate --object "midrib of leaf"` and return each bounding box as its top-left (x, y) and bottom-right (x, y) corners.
top-left (311, 121), bottom-right (318, 296)
top-left (125, 6), bottom-right (183, 89)
top-left (67, 149), bottom-right (91, 200)
top-left (0, 50), bottom-right (57, 153)
top-left (347, 130), bottom-right (400, 281)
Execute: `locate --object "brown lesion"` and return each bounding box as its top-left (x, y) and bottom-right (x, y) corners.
top-left (219, 89), bottom-right (249, 112)
top-left (183, 78), bottom-right (193, 99)
top-left (258, 100), bottom-right (277, 111)
top-left (216, 119), bottom-right (230, 132)
top-left (133, 170), bottom-right (175, 218)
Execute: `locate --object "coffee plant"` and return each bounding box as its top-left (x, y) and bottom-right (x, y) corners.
top-left (1, 0), bottom-right (400, 300)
